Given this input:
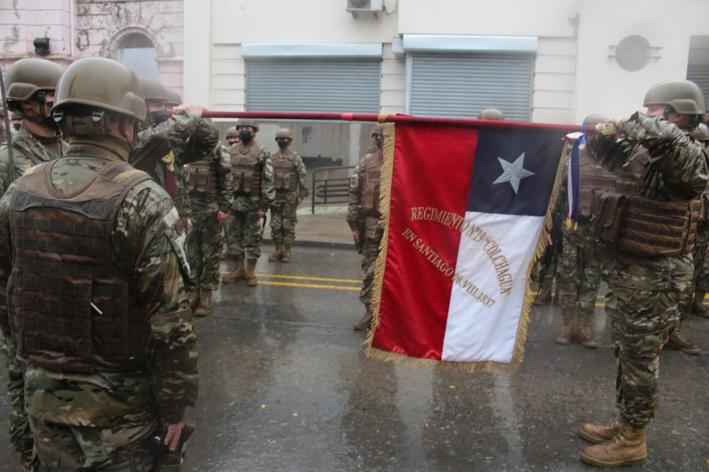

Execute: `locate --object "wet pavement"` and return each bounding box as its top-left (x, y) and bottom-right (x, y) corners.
top-left (2, 245), bottom-right (709, 471)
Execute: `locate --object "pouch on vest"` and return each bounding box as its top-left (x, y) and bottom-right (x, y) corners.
top-left (592, 191), bottom-right (626, 245)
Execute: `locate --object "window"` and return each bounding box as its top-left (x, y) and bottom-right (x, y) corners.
top-left (116, 33), bottom-right (158, 78)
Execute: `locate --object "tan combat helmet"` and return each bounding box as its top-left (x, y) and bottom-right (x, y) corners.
top-left (582, 114), bottom-right (609, 126)
top-left (53, 57), bottom-right (146, 123)
top-left (5, 58), bottom-right (64, 109)
top-left (138, 76), bottom-right (172, 104)
top-left (691, 123), bottom-right (709, 143)
top-left (165, 89), bottom-right (182, 107)
top-left (642, 80), bottom-right (706, 115)
top-left (226, 126), bottom-right (239, 139)
top-left (372, 123), bottom-right (388, 136)
top-left (236, 119), bottom-right (259, 132)
top-left (478, 108), bottom-right (505, 120)
top-left (275, 128), bottom-right (293, 139)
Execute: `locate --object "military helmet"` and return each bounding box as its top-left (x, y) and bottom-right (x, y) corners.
top-left (372, 123), bottom-right (388, 135)
top-left (643, 80), bottom-right (706, 114)
top-left (5, 58), bottom-right (64, 106)
top-left (275, 128), bottom-right (293, 139)
top-left (691, 123), bottom-right (709, 142)
top-left (236, 119), bottom-right (259, 131)
top-left (478, 108), bottom-right (505, 120)
top-left (139, 76), bottom-right (172, 104)
top-left (165, 89), bottom-right (182, 107)
top-left (53, 57), bottom-right (146, 122)
top-left (582, 114), bottom-right (609, 126)
top-left (226, 126), bottom-right (239, 138)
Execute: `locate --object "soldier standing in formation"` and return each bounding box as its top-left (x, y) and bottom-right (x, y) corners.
top-left (554, 114), bottom-right (616, 348)
top-left (0, 57), bottom-right (198, 471)
top-left (688, 123), bottom-right (709, 321)
top-left (578, 80), bottom-right (708, 467)
top-left (225, 125), bottom-right (240, 146)
top-left (348, 124), bottom-right (388, 332)
top-left (179, 143), bottom-right (233, 316)
top-left (268, 128), bottom-right (308, 262)
top-left (222, 120), bottom-right (274, 286)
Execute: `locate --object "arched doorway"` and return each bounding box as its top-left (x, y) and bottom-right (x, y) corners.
top-left (116, 32), bottom-right (158, 77)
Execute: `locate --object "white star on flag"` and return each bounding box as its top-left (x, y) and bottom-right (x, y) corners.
top-left (492, 152), bottom-right (535, 195)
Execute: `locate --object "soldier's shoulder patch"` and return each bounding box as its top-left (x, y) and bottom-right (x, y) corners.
top-left (162, 206), bottom-right (192, 283)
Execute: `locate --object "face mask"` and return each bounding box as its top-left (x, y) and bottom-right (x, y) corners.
top-left (149, 109), bottom-right (169, 125)
top-left (239, 130), bottom-right (253, 143)
top-left (276, 138), bottom-right (290, 149)
top-left (40, 114), bottom-right (60, 131)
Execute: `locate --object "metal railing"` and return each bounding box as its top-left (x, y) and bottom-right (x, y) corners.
top-left (311, 165), bottom-right (356, 214)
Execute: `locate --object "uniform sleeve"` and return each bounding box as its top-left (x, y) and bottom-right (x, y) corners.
top-left (217, 145), bottom-right (233, 213)
top-left (295, 154), bottom-right (309, 199)
top-left (347, 160), bottom-right (364, 230)
top-left (175, 166), bottom-right (191, 219)
top-left (169, 113), bottom-right (219, 166)
top-left (116, 183), bottom-right (198, 424)
top-left (0, 149), bottom-right (10, 197)
top-left (260, 150), bottom-right (275, 209)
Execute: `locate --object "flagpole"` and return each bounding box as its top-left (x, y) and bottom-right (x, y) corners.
top-left (201, 110), bottom-right (584, 133)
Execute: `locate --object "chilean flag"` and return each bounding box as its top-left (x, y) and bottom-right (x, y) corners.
top-left (368, 120), bottom-right (568, 371)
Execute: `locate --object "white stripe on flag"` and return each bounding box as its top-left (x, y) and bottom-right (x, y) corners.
top-left (442, 212), bottom-right (544, 363)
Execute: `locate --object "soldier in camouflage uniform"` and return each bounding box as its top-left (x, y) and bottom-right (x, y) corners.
top-left (222, 120), bottom-right (274, 286)
top-left (225, 125), bottom-right (239, 146)
top-left (131, 77), bottom-right (218, 200)
top-left (268, 128), bottom-right (308, 262)
top-left (0, 57), bottom-right (198, 471)
top-left (578, 80), bottom-right (708, 467)
top-left (0, 57), bottom-right (65, 470)
top-left (554, 114), bottom-right (616, 348)
top-left (688, 123), bottom-right (709, 319)
top-left (178, 143), bottom-right (233, 316)
top-left (348, 124), bottom-right (388, 332)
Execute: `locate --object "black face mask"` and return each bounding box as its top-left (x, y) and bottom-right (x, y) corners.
top-left (239, 130), bottom-right (253, 143)
top-left (149, 109), bottom-right (169, 125)
top-left (276, 138), bottom-right (290, 149)
top-left (41, 114), bottom-right (60, 131)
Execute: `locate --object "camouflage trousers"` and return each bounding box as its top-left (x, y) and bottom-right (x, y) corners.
top-left (0, 334), bottom-right (34, 467)
top-left (557, 223), bottom-right (602, 325)
top-left (270, 200), bottom-right (298, 245)
top-left (360, 231), bottom-right (383, 311)
top-left (187, 212), bottom-right (224, 290)
top-left (609, 253), bottom-right (691, 427)
top-left (689, 224), bottom-right (709, 294)
top-left (226, 209), bottom-right (265, 260)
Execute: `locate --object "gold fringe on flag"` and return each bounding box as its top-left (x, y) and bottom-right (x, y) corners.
top-left (365, 125), bottom-right (570, 373)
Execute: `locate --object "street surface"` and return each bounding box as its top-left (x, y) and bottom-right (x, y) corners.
top-left (2, 245), bottom-right (708, 471)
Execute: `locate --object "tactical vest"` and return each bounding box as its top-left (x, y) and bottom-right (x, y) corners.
top-left (362, 151), bottom-right (383, 216)
top-left (184, 158), bottom-right (218, 196)
top-left (578, 147), bottom-right (616, 218)
top-left (7, 160), bottom-right (151, 373)
top-left (230, 144), bottom-right (262, 196)
top-left (610, 148), bottom-right (700, 257)
top-left (271, 151), bottom-right (298, 192)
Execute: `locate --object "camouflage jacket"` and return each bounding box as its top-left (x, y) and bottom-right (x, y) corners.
top-left (347, 149), bottom-right (383, 231)
top-left (131, 111), bottom-right (219, 189)
top-left (0, 138), bottom-right (198, 466)
top-left (177, 143), bottom-right (234, 218)
top-left (587, 112), bottom-right (709, 201)
top-left (230, 141), bottom-right (275, 212)
top-left (0, 126), bottom-right (65, 196)
top-left (268, 148), bottom-right (309, 205)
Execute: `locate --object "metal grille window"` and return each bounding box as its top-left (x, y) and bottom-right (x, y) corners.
top-left (116, 33), bottom-right (158, 78)
top-left (408, 52), bottom-right (535, 120)
top-left (245, 58), bottom-right (381, 112)
top-left (687, 36), bottom-right (709, 110)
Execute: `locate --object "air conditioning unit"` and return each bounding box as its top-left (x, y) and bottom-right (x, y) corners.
top-left (347, 0), bottom-right (383, 13)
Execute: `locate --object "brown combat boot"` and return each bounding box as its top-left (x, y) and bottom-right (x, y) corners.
top-left (580, 420), bottom-right (647, 467)
top-left (574, 316), bottom-right (598, 349)
top-left (268, 244), bottom-right (283, 262)
top-left (554, 307), bottom-right (574, 345)
top-left (221, 258), bottom-right (245, 283)
top-left (245, 259), bottom-right (258, 286)
top-left (691, 291), bottom-right (709, 318)
top-left (281, 243), bottom-right (292, 263)
top-left (665, 329), bottom-right (701, 355)
top-left (578, 418), bottom-right (621, 444)
top-left (194, 288), bottom-right (213, 317)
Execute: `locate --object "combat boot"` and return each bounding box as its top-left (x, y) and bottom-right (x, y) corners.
top-left (574, 316), bottom-right (598, 349)
top-left (691, 291), bottom-right (709, 318)
top-left (194, 288), bottom-right (213, 317)
top-left (221, 258), bottom-right (245, 283)
top-left (268, 244), bottom-right (283, 262)
top-left (665, 329), bottom-right (701, 355)
top-left (578, 418), bottom-right (621, 444)
top-left (353, 311), bottom-right (373, 332)
top-left (580, 420), bottom-right (647, 467)
top-left (245, 259), bottom-right (258, 286)
top-left (534, 285), bottom-right (552, 305)
top-left (281, 243), bottom-right (292, 263)
top-left (553, 307), bottom-right (574, 345)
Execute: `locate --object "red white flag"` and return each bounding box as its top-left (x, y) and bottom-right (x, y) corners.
top-left (367, 120), bottom-right (568, 371)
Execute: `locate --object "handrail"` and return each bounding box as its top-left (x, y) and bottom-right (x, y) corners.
top-left (311, 165), bottom-right (356, 214)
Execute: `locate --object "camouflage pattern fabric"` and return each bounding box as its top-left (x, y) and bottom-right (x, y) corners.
top-left (268, 149), bottom-right (308, 245)
top-left (0, 125), bottom-right (64, 195)
top-left (557, 220), bottom-right (603, 325)
top-left (179, 144), bottom-right (233, 290)
top-left (690, 222), bottom-right (709, 292)
top-left (0, 139), bottom-right (198, 469)
top-left (587, 112), bottom-right (709, 427)
top-left (360, 230), bottom-right (383, 310)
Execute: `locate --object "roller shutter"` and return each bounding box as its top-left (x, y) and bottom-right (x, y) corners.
top-left (687, 36), bottom-right (709, 109)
